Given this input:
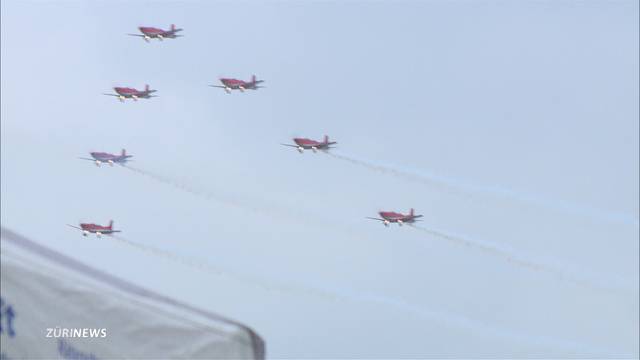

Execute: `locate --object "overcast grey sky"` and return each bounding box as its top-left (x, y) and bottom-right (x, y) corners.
top-left (2, 0), bottom-right (638, 358)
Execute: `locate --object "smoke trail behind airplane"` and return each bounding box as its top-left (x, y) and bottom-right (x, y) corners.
top-left (108, 234), bottom-right (614, 356)
top-left (326, 152), bottom-right (453, 193)
top-left (122, 165), bottom-right (285, 221)
top-left (326, 152), bottom-right (639, 227)
top-left (409, 225), bottom-right (633, 295)
top-left (111, 234), bottom-right (335, 299)
top-left (115, 167), bottom-right (629, 354)
top-left (123, 164), bottom-right (631, 294)
top-left (122, 164), bottom-right (376, 242)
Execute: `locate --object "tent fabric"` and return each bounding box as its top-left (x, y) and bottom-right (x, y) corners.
top-left (0, 227), bottom-right (266, 359)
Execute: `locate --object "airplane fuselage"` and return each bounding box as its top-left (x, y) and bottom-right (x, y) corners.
top-left (80, 224), bottom-right (113, 232)
top-left (113, 87), bottom-right (155, 98)
top-left (89, 152), bottom-right (131, 164)
top-left (79, 224), bottom-right (117, 237)
top-left (293, 138), bottom-right (331, 149)
top-left (138, 27), bottom-right (182, 39)
top-left (377, 211), bottom-right (422, 226)
top-left (379, 212), bottom-right (412, 222)
top-left (219, 78), bottom-right (259, 90)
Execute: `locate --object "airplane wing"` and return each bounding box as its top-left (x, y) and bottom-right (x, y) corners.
top-left (209, 85), bottom-right (227, 88)
top-left (365, 217), bottom-right (387, 222)
top-left (127, 34), bottom-right (146, 37)
top-left (66, 224), bottom-right (83, 231)
top-left (78, 157), bottom-right (96, 161)
top-left (280, 144), bottom-right (299, 148)
top-left (103, 93), bottom-right (120, 97)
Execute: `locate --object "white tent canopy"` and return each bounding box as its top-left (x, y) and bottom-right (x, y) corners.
top-left (0, 227), bottom-right (265, 359)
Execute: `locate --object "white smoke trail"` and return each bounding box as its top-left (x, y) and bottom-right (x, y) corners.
top-left (111, 234), bottom-right (337, 300)
top-left (122, 164), bottom-right (373, 242)
top-left (327, 152), bottom-right (636, 293)
top-left (410, 225), bottom-right (547, 272)
top-left (124, 164), bottom-right (632, 294)
top-left (109, 234), bottom-right (616, 356)
top-left (122, 165), bottom-right (288, 222)
top-left (123, 165), bottom-right (238, 207)
top-left (326, 152), bottom-right (456, 194)
top-left (326, 152), bottom-right (639, 228)
top-left (409, 225), bottom-right (633, 295)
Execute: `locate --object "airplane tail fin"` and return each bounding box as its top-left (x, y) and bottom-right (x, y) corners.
top-left (324, 135), bottom-right (329, 144)
top-left (252, 75), bottom-right (256, 84)
top-left (410, 208), bottom-right (415, 217)
top-left (108, 220), bottom-right (114, 229)
top-left (121, 149), bottom-right (126, 157)
top-left (145, 84), bottom-right (149, 92)
top-left (171, 24), bottom-right (176, 31)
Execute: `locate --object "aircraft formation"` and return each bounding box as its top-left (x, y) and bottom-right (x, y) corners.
top-left (69, 24), bottom-right (422, 237)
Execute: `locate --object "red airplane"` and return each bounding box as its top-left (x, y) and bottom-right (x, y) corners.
top-left (209, 75), bottom-right (265, 93)
top-left (281, 135), bottom-right (337, 153)
top-left (128, 24), bottom-right (183, 42)
top-left (78, 149), bottom-right (133, 167)
top-left (104, 85), bottom-right (157, 102)
top-left (367, 209), bottom-right (423, 227)
top-left (67, 220), bottom-right (121, 238)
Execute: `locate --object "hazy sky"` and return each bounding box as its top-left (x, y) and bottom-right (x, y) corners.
top-left (1, 0), bottom-right (638, 358)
